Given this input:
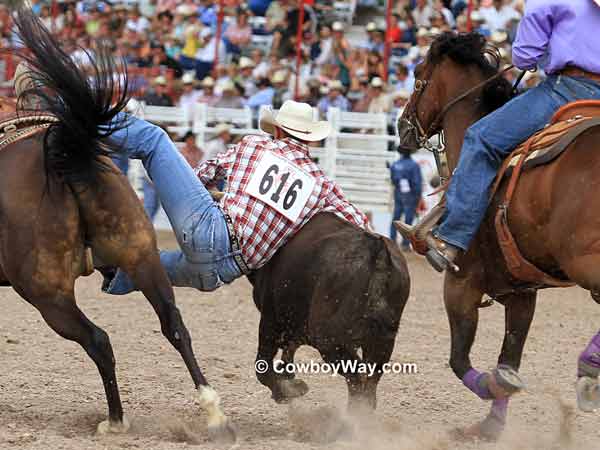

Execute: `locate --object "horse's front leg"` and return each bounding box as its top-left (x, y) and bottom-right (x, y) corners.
top-left (445, 274), bottom-right (531, 441)
top-left (462, 292), bottom-right (535, 441)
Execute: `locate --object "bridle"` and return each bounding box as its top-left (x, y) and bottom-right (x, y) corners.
top-left (401, 62), bottom-right (517, 183)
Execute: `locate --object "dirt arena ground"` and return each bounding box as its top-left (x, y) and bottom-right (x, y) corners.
top-left (1, 231), bottom-right (600, 450)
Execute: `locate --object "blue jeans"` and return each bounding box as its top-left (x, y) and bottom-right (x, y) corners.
top-left (105, 114), bottom-right (243, 293)
top-left (390, 193), bottom-right (418, 247)
top-left (437, 75), bottom-right (600, 250)
top-left (143, 177), bottom-right (161, 222)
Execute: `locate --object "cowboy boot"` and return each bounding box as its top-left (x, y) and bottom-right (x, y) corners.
top-left (425, 233), bottom-right (460, 273)
top-left (394, 202), bottom-right (446, 254)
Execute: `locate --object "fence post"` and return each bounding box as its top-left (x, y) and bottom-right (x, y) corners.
top-left (193, 103), bottom-right (208, 146)
top-left (325, 107), bottom-right (340, 178)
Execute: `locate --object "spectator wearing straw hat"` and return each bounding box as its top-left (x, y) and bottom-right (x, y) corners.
top-left (317, 80), bottom-right (350, 117)
top-left (204, 123), bottom-right (233, 162)
top-left (197, 76), bottom-right (220, 106)
top-left (368, 77), bottom-right (391, 114)
top-left (216, 80), bottom-right (245, 109)
top-left (332, 21), bottom-right (351, 87)
top-left (271, 70), bottom-right (290, 108)
top-left (238, 56), bottom-right (258, 97)
top-left (363, 22), bottom-right (379, 51)
top-left (143, 76), bottom-right (174, 107)
top-left (179, 72), bottom-right (202, 118)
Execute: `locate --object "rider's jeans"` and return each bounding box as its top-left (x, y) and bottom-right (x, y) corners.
top-left (104, 114), bottom-right (243, 293)
top-left (436, 75), bottom-right (600, 251)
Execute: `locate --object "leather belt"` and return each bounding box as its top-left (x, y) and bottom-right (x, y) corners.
top-left (559, 66), bottom-right (600, 84)
top-left (223, 213), bottom-right (250, 275)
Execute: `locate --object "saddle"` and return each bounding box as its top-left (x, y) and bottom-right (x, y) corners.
top-left (0, 97), bottom-right (59, 152)
top-left (492, 100), bottom-right (600, 288)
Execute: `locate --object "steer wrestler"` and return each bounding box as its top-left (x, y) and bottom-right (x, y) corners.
top-left (14, 68), bottom-right (374, 295)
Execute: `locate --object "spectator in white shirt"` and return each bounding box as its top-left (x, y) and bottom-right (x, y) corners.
top-left (479, 0), bottom-right (520, 32)
top-left (412, 0), bottom-right (433, 28)
top-left (178, 72), bottom-right (202, 122)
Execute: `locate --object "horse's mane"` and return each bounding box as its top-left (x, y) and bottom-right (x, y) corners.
top-left (428, 32), bottom-right (513, 114)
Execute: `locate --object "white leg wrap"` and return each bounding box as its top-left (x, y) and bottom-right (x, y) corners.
top-left (197, 386), bottom-right (227, 429)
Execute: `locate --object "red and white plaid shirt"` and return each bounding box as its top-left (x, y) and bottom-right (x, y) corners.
top-left (195, 135), bottom-right (369, 269)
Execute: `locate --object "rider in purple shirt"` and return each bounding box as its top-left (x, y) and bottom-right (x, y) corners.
top-left (424, 0), bottom-right (600, 269)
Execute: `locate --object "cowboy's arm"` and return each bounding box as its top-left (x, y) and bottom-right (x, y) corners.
top-left (511, 1), bottom-right (554, 70)
top-left (195, 143), bottom-right (237, 184)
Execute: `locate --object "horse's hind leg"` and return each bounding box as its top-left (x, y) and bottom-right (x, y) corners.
top-left (14, 284), bottom-right (127, 434)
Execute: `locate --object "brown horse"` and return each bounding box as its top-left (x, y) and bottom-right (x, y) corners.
top-left (0, 9), bottom-right (234, 442)
top-left (398, 33), bottom-right (600, 440)
top-left (249, 213), bottom-right (410, 410)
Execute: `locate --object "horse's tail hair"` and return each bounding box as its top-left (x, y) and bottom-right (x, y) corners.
top-left (12, 7), bottom-right (130, 183)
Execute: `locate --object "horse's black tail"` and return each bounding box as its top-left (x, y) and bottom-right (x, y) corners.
top-left (12, 7), bottom-right (130, 183)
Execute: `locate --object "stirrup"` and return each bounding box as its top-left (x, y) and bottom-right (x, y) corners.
top-left (394, 203), bottom-right (446, 255)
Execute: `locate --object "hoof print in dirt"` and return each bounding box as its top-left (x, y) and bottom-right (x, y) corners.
top-left (289, 406), bottom-right (354, 444)
top-left (450, 416), bottom-right (504, 443)
top-left (208, 419), bottom-right (237, 445)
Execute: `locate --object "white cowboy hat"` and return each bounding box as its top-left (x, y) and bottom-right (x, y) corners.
top-left (370, 77), bottom-right (384, 88)
top-left (214, 122), bottom-right (232, 135)
top-left (220, 79), bottom-right (235, 92)
top-left (328, 79), bottom-right (344, 91)
top-left (182, 72), bottom-right (197, 84)
top-left (153, 75), bottom-right (167, 86)
top-left (201, 76), bottom-right (215, 87)
top-left (271, 70), bottom-right (287, 84)
top-left (239, 56), bottom-right (255, 69)
top-left (260, 100), bottom-right (331, 142)
top-left (332, 21), bottom-right (344, 32)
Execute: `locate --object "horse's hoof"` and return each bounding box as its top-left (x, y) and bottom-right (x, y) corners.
top-left (207, 418), bottom-right (237, 445)
top-left (576, 376), bottom-right (600, 412)
top-left (273, 379), bottom-right (309, 403)
top-left (490, 365), bottom-right (525, 397)
top-left (451, 415), bottom-right (504, 442)
top-left (96, 416), bottom-right (130, 435)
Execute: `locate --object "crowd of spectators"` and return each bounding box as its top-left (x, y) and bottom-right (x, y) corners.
top-left (0, 0), bottom-right (533, 134)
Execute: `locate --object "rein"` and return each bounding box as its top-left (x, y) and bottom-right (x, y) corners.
top-left (405, 64), bottom-right (516, 182)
